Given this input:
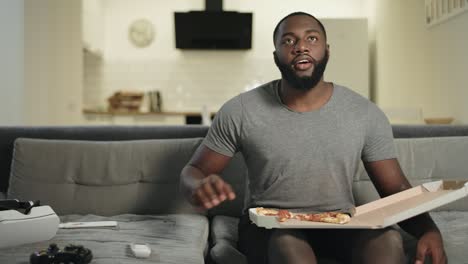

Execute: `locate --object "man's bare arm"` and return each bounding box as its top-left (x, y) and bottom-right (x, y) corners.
top-left (363, 159), bottom-right (439, 237)
top-left (180, 145), bottom-right (235, 209)
top-left (364, 159), bottom-right (446, 264)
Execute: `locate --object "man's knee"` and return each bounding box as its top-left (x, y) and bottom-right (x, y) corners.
top-left (356, 228), bottom-right (406, 263)
top-left (379, 229), bottom-right (405, 251)
top-left (270, 229), bottom-right (305, 243)
top-left (269, 229), bottom-right (310, 253)
top-left (268, 229), bottom-right (317, 264)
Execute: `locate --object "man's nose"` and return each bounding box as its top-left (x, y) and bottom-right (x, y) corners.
top-left (294, 39), bottom-right (309, 54)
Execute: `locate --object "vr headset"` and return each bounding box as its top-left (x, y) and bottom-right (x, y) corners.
top-left (0, 199), bottom-right (59, 248)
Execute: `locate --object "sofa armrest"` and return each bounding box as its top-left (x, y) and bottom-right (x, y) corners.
top-left (210, 241), bottom-right (247, 264)
top-left (210, 216), bottom-right (247, 264)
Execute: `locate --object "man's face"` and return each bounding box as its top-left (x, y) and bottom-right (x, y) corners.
top-left (273, 15), bottom-right (329, 91)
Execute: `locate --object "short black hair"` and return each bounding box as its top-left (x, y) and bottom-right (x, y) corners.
top-left (273, 12), bottom-right (327, 44)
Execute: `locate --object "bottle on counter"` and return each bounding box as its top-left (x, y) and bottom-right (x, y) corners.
top-left (148, 90), bottom-right (162, 112)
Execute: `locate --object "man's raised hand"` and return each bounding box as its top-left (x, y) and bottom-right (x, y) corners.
top-left (192, 174), bottom-right (236, 209)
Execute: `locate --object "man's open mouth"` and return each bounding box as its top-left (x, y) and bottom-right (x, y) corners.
top-left (292, 56), bottom-right (314, 71)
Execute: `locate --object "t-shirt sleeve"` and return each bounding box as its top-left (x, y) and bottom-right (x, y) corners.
top-left (202, 96), bottom-right (243, 157)
top-left (362, 103), bottom-right (396, 162)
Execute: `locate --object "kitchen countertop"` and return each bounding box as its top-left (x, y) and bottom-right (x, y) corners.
top-left (83, 109), bottom-right (216, 116)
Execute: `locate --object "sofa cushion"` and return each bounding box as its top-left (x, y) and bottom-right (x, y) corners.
top-left (431, 211), bottom-right (468, 264)
top-left (211, 215), bottom-right (239, 245)
top-left (7, 137), bottom-right (203, 216)
top-left (403, 211), bottom-right (468, 263)
top-left (211, 241), bottom-right (247, 264)
top-left (0, 213), bottom-right (209, 264)
top-left (354, 137), bottom-right (468, 211)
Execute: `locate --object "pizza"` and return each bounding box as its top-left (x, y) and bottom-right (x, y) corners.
top-left (294, 211), bottom-right (351, 224)
top-left (255, 207), bottom-right (351, 224)
top-left (255, 208), bottom-right (290, 222)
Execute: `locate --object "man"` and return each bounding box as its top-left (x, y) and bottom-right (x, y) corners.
top-left (180, 12), bottom-right (447, 264)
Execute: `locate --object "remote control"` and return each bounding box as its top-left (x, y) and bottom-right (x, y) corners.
top-left (59, 221), bottom-right (118, 229)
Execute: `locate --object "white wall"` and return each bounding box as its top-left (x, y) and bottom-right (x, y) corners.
top-left (8, 0), bottom-right (466, 125)
top-left (374, 0), bottom-right (468, 124)
top-left (101, 0), bottom-right (368, 60)
top-left (85, 0), bottom-right (369, 113)
top-left (322, 19), bottom-right (369, 98)
top-left (427, 6), bottom-right (468, 124)
top-left (0, 0), bottom-right (24, 125)
top-left (24, 0), bottom-right (84, 125)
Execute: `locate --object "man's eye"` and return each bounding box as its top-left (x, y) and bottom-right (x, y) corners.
top-left (308, 36), bottom-right (318, 42)
top-left (283, 39), bottom-right (295, 45)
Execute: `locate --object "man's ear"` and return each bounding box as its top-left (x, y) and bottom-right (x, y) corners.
top-left (272, 51), bottom-right (277, 60)
top-left (273, 51), bottom-right (280, 66)
top-left (273, 51), bottom-right (278, 61)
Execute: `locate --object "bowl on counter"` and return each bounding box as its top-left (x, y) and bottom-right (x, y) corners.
top-left (424, 117), bottom-right (454, 124)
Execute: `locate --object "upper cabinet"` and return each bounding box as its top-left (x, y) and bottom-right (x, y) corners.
top-left (82, 0), bottom-right (104, 56)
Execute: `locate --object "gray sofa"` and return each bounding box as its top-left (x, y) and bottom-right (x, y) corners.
top-left (0, 125), bottom-right (467, 264)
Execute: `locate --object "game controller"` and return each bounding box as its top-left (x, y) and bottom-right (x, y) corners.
top-left (30, 243), bottom-right (93, 264)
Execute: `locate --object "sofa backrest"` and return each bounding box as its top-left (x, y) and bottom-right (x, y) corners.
top-left (354, 136), bottom-right (468, 211)
top-left (8, 138), bottom-right (206, 216)
top-left (391, 124), bottom-right (468, 138)
top-left (0, 125), bottom-right (209, 193)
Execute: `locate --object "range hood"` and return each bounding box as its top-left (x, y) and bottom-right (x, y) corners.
top-left (174, 0), bottom-right (252, 50)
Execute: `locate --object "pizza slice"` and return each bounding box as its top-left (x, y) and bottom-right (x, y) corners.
top-left (255, 207), bottom-right (293, 222)
top-left (256, 207), bottom-right (279, 216)
top-left (256, 207), bottom-right (351, 224)
top-left (295, 212), bottom-right (351, 224)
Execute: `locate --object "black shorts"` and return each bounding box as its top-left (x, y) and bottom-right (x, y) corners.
top-left (237, 213), bottom-right (398, 264)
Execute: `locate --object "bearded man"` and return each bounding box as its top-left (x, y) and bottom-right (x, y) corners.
top-left (180, 12), bottom-right (447, 264)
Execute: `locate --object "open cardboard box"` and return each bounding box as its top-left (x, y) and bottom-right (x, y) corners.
top-left (249, 180), bottom-right (468, 229)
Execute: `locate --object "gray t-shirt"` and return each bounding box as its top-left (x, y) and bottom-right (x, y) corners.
top-left (203, 80), bottom-right (395, 212)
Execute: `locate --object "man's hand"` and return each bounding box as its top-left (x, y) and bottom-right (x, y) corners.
top-left (363, 159), bottom-right (447, 264)
top-left (415, 229), bottom-right (447, 264)
top-left (192, 174), bottom-right (236, 209)
top-left (180, 145), bottom-right (234, 209)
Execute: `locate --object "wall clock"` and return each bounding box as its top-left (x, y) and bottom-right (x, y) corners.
top-left (128, 19), bottom-right (155, 48)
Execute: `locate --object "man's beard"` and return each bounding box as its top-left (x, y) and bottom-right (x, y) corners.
top-left (274, 50), bottom-right (329, 91)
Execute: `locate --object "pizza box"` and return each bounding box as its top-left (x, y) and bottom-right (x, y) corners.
top-left (249, 180), bottom-right (468, 229)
